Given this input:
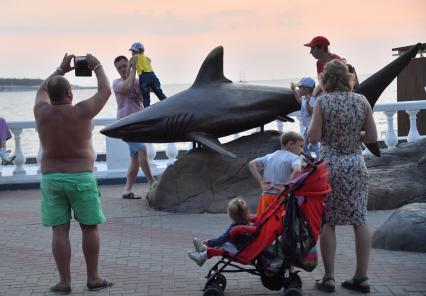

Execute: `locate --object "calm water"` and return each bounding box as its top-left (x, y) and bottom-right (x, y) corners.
top-left (0, 75), bottom-right (396, 156)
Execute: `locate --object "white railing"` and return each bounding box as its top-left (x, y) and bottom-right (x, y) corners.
top-left (1, 100), bottom-right (425, 183)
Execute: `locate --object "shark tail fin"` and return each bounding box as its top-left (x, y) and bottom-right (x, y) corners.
top-left (355, 43), bottom-right (422, 108)
top-left (191, 46), bottom-right (232, 87)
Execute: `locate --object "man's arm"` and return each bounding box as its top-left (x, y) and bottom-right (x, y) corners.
top-left (75, 54), bottom-right (112, 119)
top-left (34, 54), bottom-right (74, 114)
top-left (116, 56), bottom-right (137, 94)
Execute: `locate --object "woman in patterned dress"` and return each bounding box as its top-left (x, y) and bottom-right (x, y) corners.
top-left (308, 60), bottom-right (377, 293)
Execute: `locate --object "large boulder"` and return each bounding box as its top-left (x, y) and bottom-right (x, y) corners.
top-left (147, 131), bottom-right (281, 213)
top-left (372, 203), bottom-right (426, 253)
top-left (365, 138), bottom-right (426, 210)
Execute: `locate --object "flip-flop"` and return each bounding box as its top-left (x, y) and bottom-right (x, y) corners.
top-left (50, 284), bottom-right (71, 295)
top-left (87, 279), bottom-right (114, 291)
top-left (122, 192), bottom-right (142, 199)
top-left (342, 276), bottom-right (370, 293)
top-left (315, 276), bottom-right (335, 292)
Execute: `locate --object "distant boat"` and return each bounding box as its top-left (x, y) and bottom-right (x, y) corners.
top-left (239, 70), bottom-right (247, 83)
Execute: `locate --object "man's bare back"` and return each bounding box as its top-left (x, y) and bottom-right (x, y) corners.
top-left (34, 54), bottom-right (111, 173)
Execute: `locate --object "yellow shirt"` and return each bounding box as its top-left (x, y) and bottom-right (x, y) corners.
top-left (134, 53), bottom-right (153, 76)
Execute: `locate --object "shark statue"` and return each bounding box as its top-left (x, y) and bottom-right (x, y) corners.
top-left (101, 43), bottom-right (421, 158)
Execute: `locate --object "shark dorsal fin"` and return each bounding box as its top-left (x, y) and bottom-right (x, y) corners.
top-left (191, 46), bottom-right (232, 87)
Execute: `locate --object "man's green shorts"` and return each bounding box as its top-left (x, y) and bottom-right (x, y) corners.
top-left (40, 172), bottom-right (106, 227)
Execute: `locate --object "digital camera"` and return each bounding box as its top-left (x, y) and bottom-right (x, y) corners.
top-left (74, 56), bottom-right (92, 77)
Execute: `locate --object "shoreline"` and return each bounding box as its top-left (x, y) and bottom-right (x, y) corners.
top-left (0, 85), bottom-right (97, 92)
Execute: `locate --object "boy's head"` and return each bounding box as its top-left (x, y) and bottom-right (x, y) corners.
top-left (298, 77), bottom-right (315, 96)
top-left (280, 131), bottom-right (304, 156)
top-left (227, 197), bottom-right (249, 224)
top-left (129, 42), bottom-right (144, 55)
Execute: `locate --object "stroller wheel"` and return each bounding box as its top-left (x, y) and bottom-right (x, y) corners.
top-left (212, 274), bottom-right (227, 290)
top-left (203, 284), bottom-right (224, 296)
top-left (282, 287), bottom-right (303, 296)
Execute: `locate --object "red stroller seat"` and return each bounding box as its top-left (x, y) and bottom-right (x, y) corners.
top-left (200, 160), bottom-right (331, 296)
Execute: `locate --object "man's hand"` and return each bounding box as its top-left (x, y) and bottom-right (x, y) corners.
top-left (86, 54), bottom-right (101, 71)
top-left (129, 56), bottom-right (137, 67)
top-left (59, 53), bottom-right (75, 74)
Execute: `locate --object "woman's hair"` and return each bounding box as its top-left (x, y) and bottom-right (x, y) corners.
top-left (227, 197), bottom-right (250, 224)
top-left (321, 60), bottom-right (354, 93)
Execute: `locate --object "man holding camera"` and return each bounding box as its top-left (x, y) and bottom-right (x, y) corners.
top-left (34, 53), bottom-right (113, 294)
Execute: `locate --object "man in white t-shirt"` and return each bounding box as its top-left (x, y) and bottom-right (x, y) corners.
top-left (291, 77), bottom-right (320, 158)
top-left (113, 55), bottom-right (157, 199)
top-left (249, 131), bottom-right (304, 215)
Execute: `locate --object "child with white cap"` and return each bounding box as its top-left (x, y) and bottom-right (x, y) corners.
top-left (291, 77), bottom-right (320, 158)
top-left (129, 42), bottom-right (167, 107)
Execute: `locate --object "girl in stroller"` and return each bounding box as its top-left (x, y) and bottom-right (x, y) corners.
top-left (187, 197), bottom-right (252, 266)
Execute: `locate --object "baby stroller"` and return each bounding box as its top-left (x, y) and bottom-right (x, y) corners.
top-left (200, 157), bottom-right (331, 296)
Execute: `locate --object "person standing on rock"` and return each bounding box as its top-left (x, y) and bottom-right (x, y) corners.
top-left (308, 60), bottom-right (377, 293)
top-left (34, 53), bottom-right (113, 294)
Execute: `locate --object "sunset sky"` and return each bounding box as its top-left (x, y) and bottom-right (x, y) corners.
top-left (1, 0), bottom-right (425, 86)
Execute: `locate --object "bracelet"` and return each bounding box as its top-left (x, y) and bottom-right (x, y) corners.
top-left (56, 66), bottom-right (65, 75)
top-left (93, 64), bottom-right (103, 72)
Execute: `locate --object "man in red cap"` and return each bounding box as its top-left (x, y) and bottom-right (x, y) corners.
top-left (304, 36), bottom-right (343, 96)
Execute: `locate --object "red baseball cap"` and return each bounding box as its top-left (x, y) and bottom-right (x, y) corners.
top-left (304, 36), bottom-right (330, 47)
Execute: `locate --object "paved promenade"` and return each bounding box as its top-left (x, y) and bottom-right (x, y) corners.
top-left (0, 184), bottom-right (425, 296)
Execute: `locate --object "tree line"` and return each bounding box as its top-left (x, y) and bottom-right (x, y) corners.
top-left (0, 78), bottom-right (43, 86)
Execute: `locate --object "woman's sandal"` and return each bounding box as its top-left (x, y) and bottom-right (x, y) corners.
top-left (315, 276), bottom-right (335, 292)
top-left (341, 276), bottom-right (370, 293)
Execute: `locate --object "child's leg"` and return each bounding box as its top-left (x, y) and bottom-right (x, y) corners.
top-left (150, 74), bottom-right (167, 100)
top-left (139, 75), bottom-right (151, 107)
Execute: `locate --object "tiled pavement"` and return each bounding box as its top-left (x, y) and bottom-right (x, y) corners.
top-left (0, 184), bottom-right (425, 296)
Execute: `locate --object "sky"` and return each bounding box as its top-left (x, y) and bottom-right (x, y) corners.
top-left (0, 0), bottom-right (425, 86)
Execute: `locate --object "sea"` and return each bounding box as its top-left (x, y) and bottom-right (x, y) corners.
top-left (0, 75), bottom-right (396, 156)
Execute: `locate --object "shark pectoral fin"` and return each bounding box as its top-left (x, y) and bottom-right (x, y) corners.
top-left (277, 115), bottom-right (295, 122)
top-left (188, 132), bottom-right (237, 159)
top-left (365, 142), bottom-right (381, 157)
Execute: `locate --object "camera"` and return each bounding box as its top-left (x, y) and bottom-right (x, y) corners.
top-left (74, 56), bottom-right (92, 77)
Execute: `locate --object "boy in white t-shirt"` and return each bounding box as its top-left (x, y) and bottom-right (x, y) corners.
top-left (249, 131), bottom-right (304, 215)
top-left (291, 77), bottom-right (320, 158)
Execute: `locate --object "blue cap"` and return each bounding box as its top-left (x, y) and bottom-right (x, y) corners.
top-left (129, 42), bottom-right (144, 52)
top-left (299, 77), bottom-right (315, 88)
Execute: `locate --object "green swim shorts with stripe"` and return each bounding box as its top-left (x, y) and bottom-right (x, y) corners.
top-left (40, 172), bottom-right (106, 227)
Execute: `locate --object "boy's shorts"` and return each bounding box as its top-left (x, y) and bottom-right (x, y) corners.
top-left (125, 141), bottom-right (146, 157)
top-left (40, 172), bottom-right (106, 227)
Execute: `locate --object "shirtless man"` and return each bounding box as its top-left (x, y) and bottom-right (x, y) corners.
top-left (34, 53), bottom-right (113, 294)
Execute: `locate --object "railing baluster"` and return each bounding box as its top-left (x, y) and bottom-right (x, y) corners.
top-left (406, 109), bottom-right (421, 142)
top-left (276, 120), bottom-right (283, 132)
top-left (384, 111), bottom-right (398, 148)
top-left (166, 143), bottom-right (178, 165)
top-left (146, 143), bottom-right (157, 168)
top-left (10, 127), bottom-right (26, 175)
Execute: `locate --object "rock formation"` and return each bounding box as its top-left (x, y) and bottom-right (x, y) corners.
top-left (365, 138), bottom-right (426, 210)
top-left (372, 203), bottom-right (426, 253)
top-left (147, 131), bottom-right (280, 213)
